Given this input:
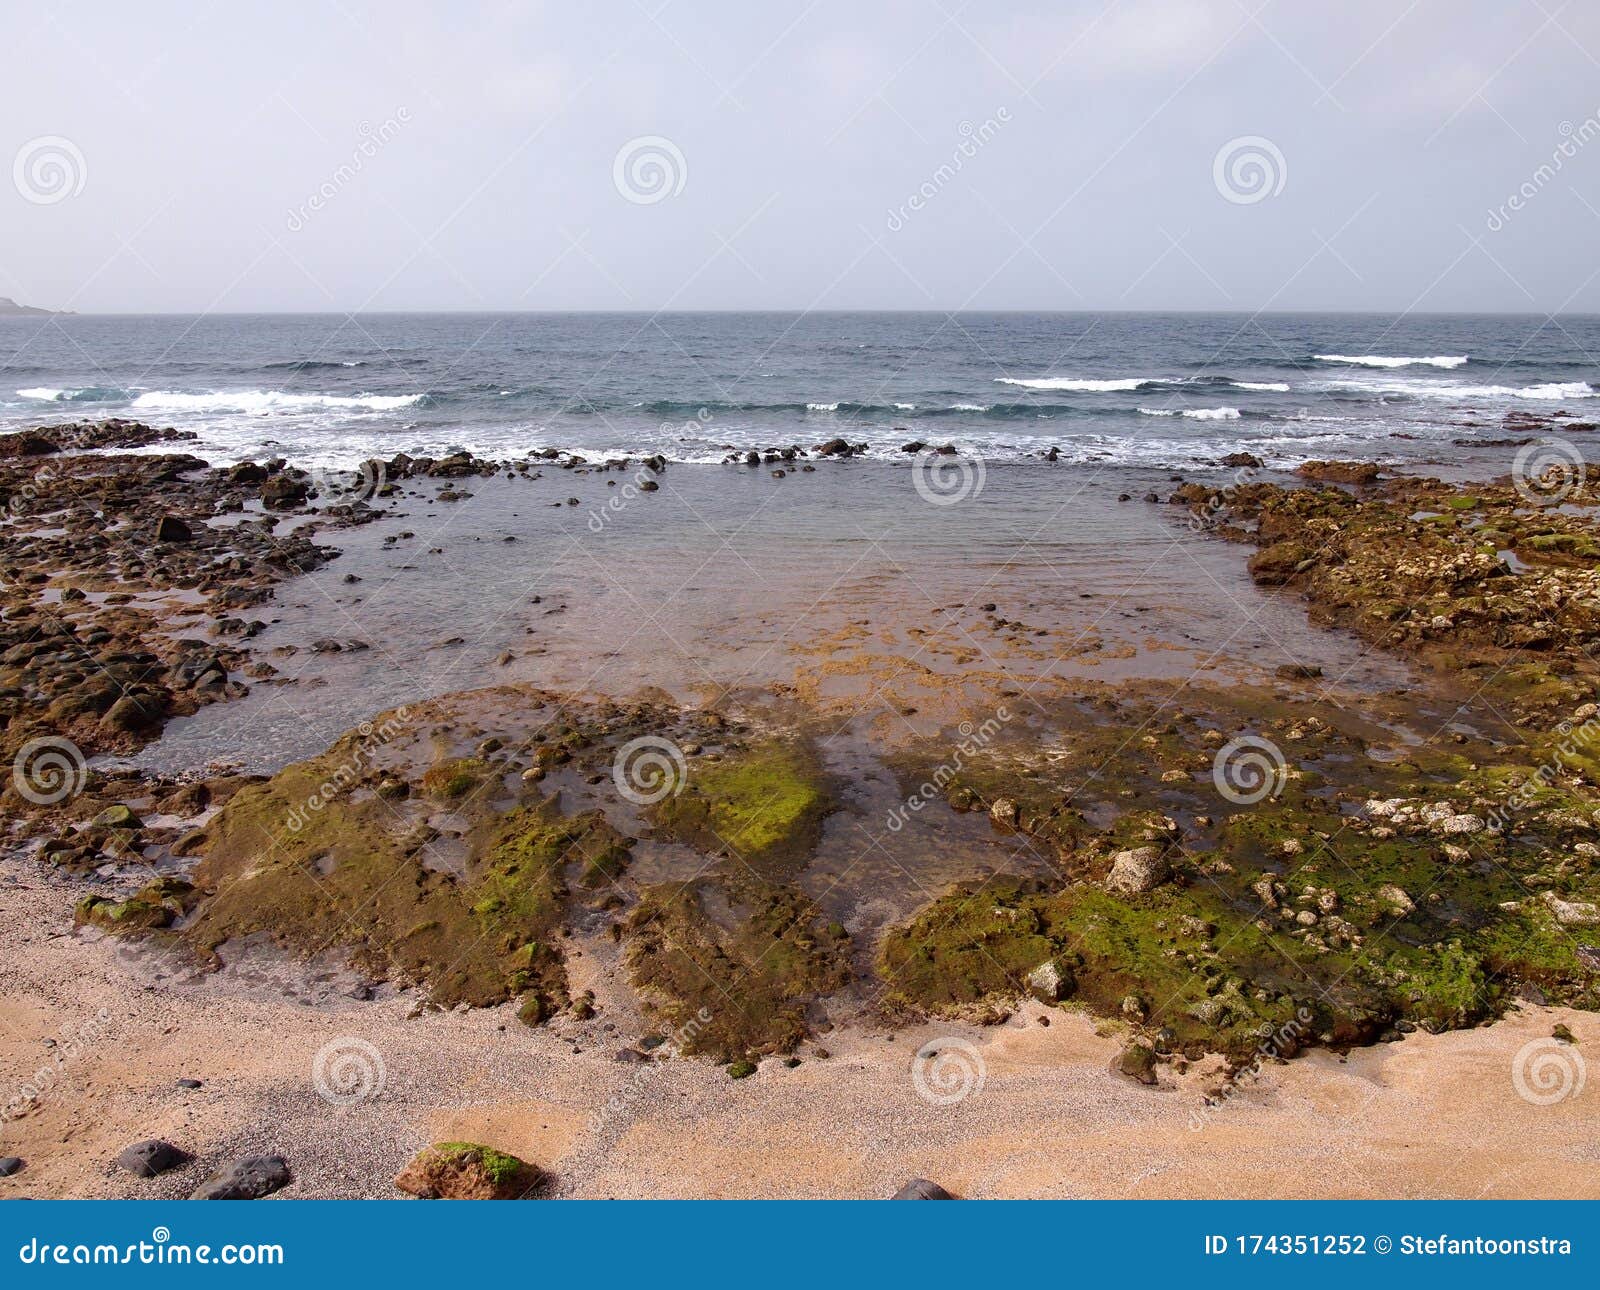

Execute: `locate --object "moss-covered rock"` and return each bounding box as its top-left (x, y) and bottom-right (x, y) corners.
top-left (393, 1142), bottom-right (544, 1199)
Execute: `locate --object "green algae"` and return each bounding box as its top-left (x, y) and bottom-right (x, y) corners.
top-left (182, 734), bottom-right (629, 1019)
top-left (649, 741), bottom-right (831, 874)
top-left (625, 877), bottom-right (850, 1061)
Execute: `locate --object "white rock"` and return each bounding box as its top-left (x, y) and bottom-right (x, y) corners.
top-left (1542, 892), bottom-right (1600, 926)
top-left (1104, 846), bottom-right (1170, 895)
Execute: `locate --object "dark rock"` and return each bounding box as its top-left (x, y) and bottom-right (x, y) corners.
top-left (1221, 452), bottom-right (1263, 469)
top-left (891, 1178), bottom-right (953, 1199)
top-left (260, 474), bottom-right (309, 509)
top-left (1275, 663), bottom-right (1323, 679)
top-left (191, 1155), bottom-right (291, 1200)
top-left (155, 515), bottom-right (192, 543)
top-left (1116, 1043), bottom-right (1159, 1085)
top-left (116, 1139), bottom-right (191, 1178)
top-left (0, 1157), bottom-right (22, 1177)
top-left (227, 461), bottom-right (268, 485)
top-left (176, 1078), bottom-right (203, 1089)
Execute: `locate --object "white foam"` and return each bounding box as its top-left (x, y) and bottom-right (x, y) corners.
top-left (1138, 406), bottom-right (1241, 420)
top-left (18, 387), bottom-right (67, 400)
top-left (805, 401), bottom-right (839, 412)
top-left (995, 376), bottom-right (1150, 391)
top-left (1324, 378), bottom-right (1593, 401)
top-left (1234, 381), bottom-right (1290, 391)
top-left (1315, 354), bottom-right (1468, 369)
top-left (949, 403), bottom-right (990, 411)
top-left (129, 389), bottom-right (424, 415)
top-left (894, 402), bottom-right (916, 411)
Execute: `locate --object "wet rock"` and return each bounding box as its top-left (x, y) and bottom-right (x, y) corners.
top-left (891, 1178), bottom-right (953, 1199)
top-left (191, 1155), bottom-right (291, 1200)
top-left (1296, 460), bottom-right (1380, 485)
top-left (260, 474), bottom-right (309, 509)
top-left (0, 1158), bottom-right (22, 1177)
top-left (155, 515), bottom-right (192, 543)
top-left (1221, 452), bottom-right (1263, 469)
top-left (116, 1139), bottom-right (191, 1178)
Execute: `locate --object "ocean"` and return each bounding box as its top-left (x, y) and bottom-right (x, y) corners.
top-left (3, 311), bottom-right (1597, 473)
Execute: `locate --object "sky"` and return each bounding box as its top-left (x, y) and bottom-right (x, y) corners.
top-left (4, 0), bottom-right (1600, 314)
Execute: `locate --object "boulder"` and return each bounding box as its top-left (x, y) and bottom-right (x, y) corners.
top-left (260, 475), bottom-right (309, 509)
top-left (191, 1155), bottom-right (291, 1200)
top-left (393, 1143), bottom-right (544, 1200)
top-left (1116, 1043), bottom-right (1159, 1085)
top-left (116, 1139), bottom-right (191, 1178)
top-left (1104, 846), bottom-right (1170, 895)
top-left (155, 515), bottom-right (192, 543)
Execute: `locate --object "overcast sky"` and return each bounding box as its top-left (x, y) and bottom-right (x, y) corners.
top-left (5, 0), bottom-right (1600, 313)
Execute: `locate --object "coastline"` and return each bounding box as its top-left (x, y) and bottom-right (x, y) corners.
top-left (3, 420), bottom-right (1598, 1199)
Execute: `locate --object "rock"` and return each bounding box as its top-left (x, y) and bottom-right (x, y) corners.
top-left (260, 474), bottom-right (309, 509)
top-left (1543, 891), bottom-right (1600, 926)
top-left (1104, 846), bottom-right (1170, 895)
top-left (1296, 459), bottom-right (1380, 485)
top-left (1026, 960), bottom-right (1070, 1002)
top-left (176, 1078), bottom-right (202, 1089)
top-left (727, 1059), bottom-right (757, 1079)
top-left (988, 797), bottom-right (1020, 829)
top-left (94, 803), bottom-right (141, 829)
top-left (1221, 452), bottom-right (1263, 469)
top-left (816, 437), bottom-right (852, 457)
top-left (613, 1047), bottom-right (648, 1063)
top-left (393, 1143), bottom-right (544, 1200)
top-left (154, 515), bottom-right (192, 543)
top-left (1274, 663), bottom-right (1322, 679)
top-left (116, 1139), bottom-right (191, 1178)
top-left (0, 1157), bottom-right (22, 1177)
top-left (191, 1155), bottom-right (291, 1200)
top-left (1247, 541), bottom-right (1312, 586)
top-left (1376, 884), bottom-right (1415, 916)
top-left (1116, 1043), bottom-right (1159, 1085)
top-left (101, 694), bottom-right (156, 734)
top-left (891, 1178), bottom-right (953, 1199)
top-left (227, 461), bottom-right (268, 484)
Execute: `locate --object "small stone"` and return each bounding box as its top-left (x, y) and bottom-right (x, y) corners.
top-left (0, 1157), bottom-right (22, 1177)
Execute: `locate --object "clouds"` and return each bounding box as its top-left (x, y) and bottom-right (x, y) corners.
top-left (1, 0), bottom-right (1597, 312)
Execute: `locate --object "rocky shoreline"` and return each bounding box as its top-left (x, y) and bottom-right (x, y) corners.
top-left (2, 420), bottom-right (1597, 1198)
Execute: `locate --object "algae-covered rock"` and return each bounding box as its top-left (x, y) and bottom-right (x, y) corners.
top-left (1104, 846), bottom-right (1170, 895)
top-left (394, 1142), bottom-right (544, 1199)
top-left (76, 878), bottom-right (195, 932)
top-left (649, 740), bottom-right (831, 874)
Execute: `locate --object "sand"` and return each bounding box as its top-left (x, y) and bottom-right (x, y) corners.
top-left (1, 859), bottom-right (1594, 1200)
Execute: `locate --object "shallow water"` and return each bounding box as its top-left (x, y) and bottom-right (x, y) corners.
top-left (126, 461), bottom-right (1422, 776)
